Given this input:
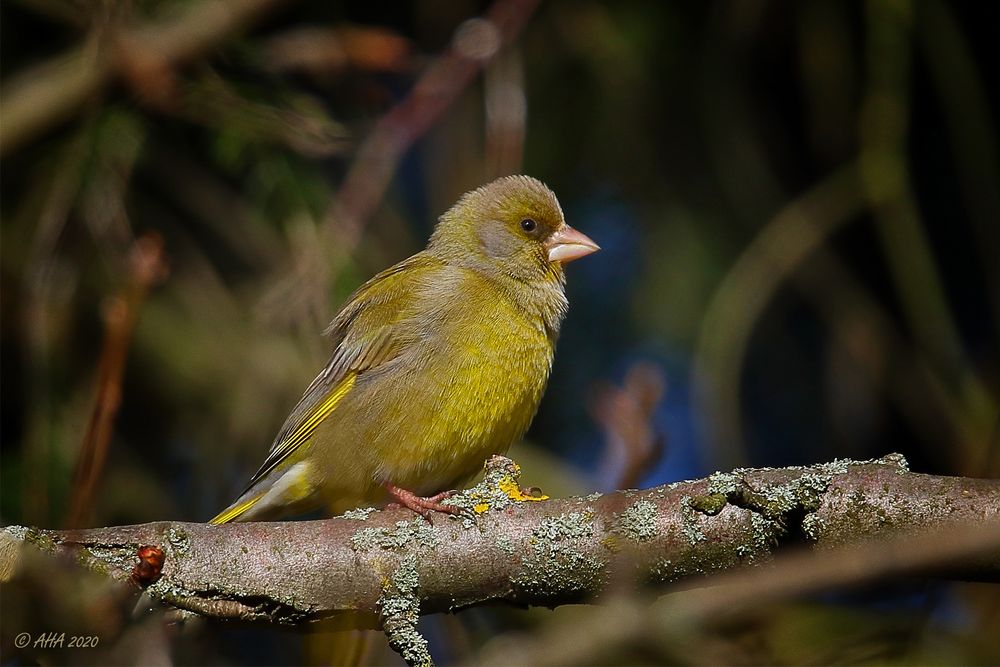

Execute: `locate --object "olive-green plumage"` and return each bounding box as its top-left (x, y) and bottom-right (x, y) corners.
top-left (211, 175), bottom-right (597, 523)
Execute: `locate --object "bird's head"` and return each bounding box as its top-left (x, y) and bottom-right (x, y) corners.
top-left (429, 175), bottom-right (599, 283)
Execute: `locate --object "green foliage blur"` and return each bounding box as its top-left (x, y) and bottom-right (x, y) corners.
top-left (2, 0), bottom-right (997, 664)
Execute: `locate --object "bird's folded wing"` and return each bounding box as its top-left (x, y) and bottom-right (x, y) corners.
top-left (236, 254), bottom-right (434, 495)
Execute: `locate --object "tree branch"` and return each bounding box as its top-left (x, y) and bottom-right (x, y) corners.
top-left (3, 455), bottom-right (999, 665)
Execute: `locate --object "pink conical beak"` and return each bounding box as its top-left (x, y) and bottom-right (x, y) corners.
top-left (544, 225), bottom-right (600, 264)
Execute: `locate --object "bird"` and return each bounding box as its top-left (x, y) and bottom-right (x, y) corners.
top-left (210, 175), bottom-right (598, 524)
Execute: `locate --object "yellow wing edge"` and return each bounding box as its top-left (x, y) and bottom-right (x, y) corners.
top-left (209, 495), bottom-right (261, 524)
top-left (208, 371), bottom-right (359, 524)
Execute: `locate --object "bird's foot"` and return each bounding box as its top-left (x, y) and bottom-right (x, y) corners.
top-left (384, 484), bottom-right (460, 521)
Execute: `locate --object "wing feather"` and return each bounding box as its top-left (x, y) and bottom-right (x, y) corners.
top-left (236, 253), bottom-right (434, 495)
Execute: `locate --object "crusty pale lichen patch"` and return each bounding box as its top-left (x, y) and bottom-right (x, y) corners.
top-left (640, 456), bottom-right (916, 586)
top-left (514, 511), bottom-right (604, 602)
top-left (718, 469), bottom-right (830, 521)
top-left (167, 526), bottom-right (190, 555)
top-left (342, 507), bottom-right (377, 521)
top-left (691, 456), bottom-right (914, 548)
top-left (494, 535), bottom-right (515, 555)
top-left (742, 512), bottom-right (776, 561)
top-left (678, 496), bottom-right (707, 545)
top-left (533, 511), bottom-right (594, 541)
top-left (379, 554), bottom-right (431, 667)
top-left (351, 519), bottom-right (440, 553)
top-left (614, 500), bottom-right (658, 542)
top-left (801, 512), bottom-right (826, 540)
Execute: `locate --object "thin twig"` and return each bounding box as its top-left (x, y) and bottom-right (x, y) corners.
top-left (65, 233), bottom-right (168, 528)
top-left (258, 0), bottom-right (542, 327)
top-left (329, 0), bottom-right (541, 236)
top-left (590, 362), bottom-right (667, 490)
top-left (693, 164), bottom-right (866, 467)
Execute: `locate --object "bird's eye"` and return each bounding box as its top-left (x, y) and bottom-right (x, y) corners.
top-left (520, 218), bottom-right (537, 232)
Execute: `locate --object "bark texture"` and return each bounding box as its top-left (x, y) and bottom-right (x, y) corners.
top-left (3, 454), bottom-right (999, 660)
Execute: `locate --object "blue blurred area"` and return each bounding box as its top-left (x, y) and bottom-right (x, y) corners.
top-left (539, 193), bottom-right (640, 453)
top-left (537, 190), bottom-right (706, 487)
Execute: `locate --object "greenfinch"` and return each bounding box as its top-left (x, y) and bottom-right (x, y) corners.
top-left (211, 175), bottom-right (598, 523)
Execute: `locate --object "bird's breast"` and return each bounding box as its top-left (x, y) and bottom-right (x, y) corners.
top-left (373, 290), bottom-right (555, 492)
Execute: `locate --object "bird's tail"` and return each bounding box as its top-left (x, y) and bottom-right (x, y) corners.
top-left (208, 494), bottom-right (262, 524)
top-left (306, 630), bottom-right (378, 666)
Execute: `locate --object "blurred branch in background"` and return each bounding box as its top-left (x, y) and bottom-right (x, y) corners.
top-left (0, 0), bottom-right (287, 156)
top-left (590, 361), bottom-right (666, 490)
top-left (259, 0), bottom-right (541, 326)
top-left (178, 70), bottom-right (350, 159)
top-left (65, 233), bottom-right (168, 529)
top-left (860, 0), bottom-right (997, 475)
top-left (17, 129), bottom-right (91, 526)
top-left (331, 0), bottom-right (540, 231)
top-left (262, 25), bottom-right (414, 77)
top-left (695, 0), bottom-right (999, 475)
top-left (484, 45), bottom-right (527, 179)
top-left (694, 165), bottom-right (865, 468)
top-left (15, 107), bottom-right (150, 527)
top-left (695, 160), bottom-right (998, 474)
top-left (917, 0), bottom-right (1000, 336)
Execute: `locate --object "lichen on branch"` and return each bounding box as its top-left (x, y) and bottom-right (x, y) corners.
top-left (3, 454), bottom-right (999, 667)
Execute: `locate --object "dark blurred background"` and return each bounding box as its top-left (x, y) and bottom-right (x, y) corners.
top-left (2, 0), bottom-right (998, 664)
